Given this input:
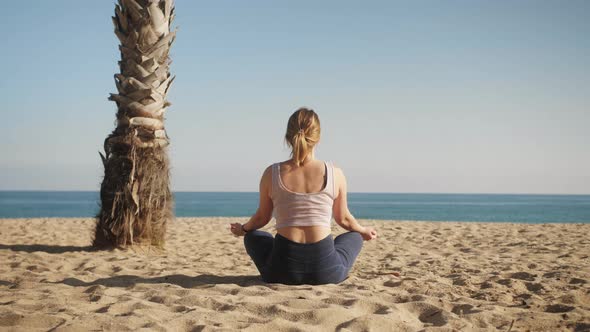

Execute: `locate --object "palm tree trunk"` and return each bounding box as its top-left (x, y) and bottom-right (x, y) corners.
top-left (94, 0), bottom-right (176, 248)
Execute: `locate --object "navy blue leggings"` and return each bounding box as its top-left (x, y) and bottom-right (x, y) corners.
top-left (243, 231), bottom-right (363, 285)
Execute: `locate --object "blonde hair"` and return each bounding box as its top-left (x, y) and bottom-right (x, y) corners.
top-left (285, 108), bottom-right (321, 166)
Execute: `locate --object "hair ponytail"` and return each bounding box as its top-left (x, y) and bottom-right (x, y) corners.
top-left (292, 130), bottom-right (309, 166)
top-left (285, 108), bottom-right (321, 166)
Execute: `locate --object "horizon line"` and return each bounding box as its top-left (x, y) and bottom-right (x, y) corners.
top-left (1, 190), bottom-right (589, 196)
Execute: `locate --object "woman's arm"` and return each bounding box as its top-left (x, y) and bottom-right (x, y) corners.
top-left (332, 166), bottom-right (377, 241)
top-left (230, 166), bottom-right (274, 236)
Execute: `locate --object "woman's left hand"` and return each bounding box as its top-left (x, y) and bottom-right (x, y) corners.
top-left (230, 223), bottom-right (246, 236)
top-left (360, 226), bottom-right (377, 241)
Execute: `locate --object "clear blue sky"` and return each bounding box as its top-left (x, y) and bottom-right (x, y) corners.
top-left (1, 1), bottom-right (589, 194)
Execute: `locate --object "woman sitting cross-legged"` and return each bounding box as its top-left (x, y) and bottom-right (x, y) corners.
top-left (230, 107), bottom-right (377, 285)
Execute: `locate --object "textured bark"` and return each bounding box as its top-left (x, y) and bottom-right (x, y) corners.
top-left (94, 0), bottom-right (176, 248)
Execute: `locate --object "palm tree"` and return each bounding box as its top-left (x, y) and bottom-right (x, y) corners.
top-left (94, 0), bottom-right (176, 248)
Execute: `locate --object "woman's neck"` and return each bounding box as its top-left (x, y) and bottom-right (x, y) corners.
top-left (291, 151), bottom-right (315, 165)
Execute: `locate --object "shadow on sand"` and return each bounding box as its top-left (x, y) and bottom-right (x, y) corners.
top-left (55, 274), bottom-right (263, 288)
top-left (2, 244), bottom-right (265, 288)
top-left (0, 244), bottom-right (95, 254)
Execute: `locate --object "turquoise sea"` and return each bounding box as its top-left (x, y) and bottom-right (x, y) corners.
top-left (0, 191), bottom-right (589, 223)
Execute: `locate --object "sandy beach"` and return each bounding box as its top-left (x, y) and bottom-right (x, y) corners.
top-left (0, 217), bottom-right (588, 331)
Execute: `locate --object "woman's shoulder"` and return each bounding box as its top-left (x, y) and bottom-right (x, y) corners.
top-left (325, 160), bottom-right (343, 172)
top-left (263, 163), bottom-right (276, 176)
top-left (315, 160), bottom-right (344, 180)
top-left (259, 164), bottom-right (276, 190)
top-left (328, 162), bottom-right (345, 181)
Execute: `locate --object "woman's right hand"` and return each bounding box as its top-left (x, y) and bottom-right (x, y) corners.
top-left (360, 226), bottom-right (377, 241)
top-left (230, 223), bottom-right (246, 237)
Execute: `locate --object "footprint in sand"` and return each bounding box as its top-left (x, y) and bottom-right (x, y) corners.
top-left (525, 282), bottom-right (544, 293)
top-left (383, 279), bottom-right (402, 287)
top-left (571, 322), bottom-right (590, 332)
top-left (545, 304), bottom-right (575, 313)
top-left (418, 308), bottom-right (448, 327)
top-left (401, 302), bottom-right (449, 327)
top-left (172, 305), bottom-right (192, 313)
top-left (148, 295), bottom-right (169, 304)
top-left (84, 285), bottom-right (105, 302)
top-left (451, 303), bottom-right (481, 315)
top-left (453, 278), bottom-right (468, 286)
top-left (480, 281), bottom-right (493, 289)
top-left (543, 271), bottom-right (563, 279)
top-left (322, 297), bottom-right (358, 307)
top-left (373, 304), bottom-right (393, 315)
top-left (95, 306), bottom-right (110, 313)
top-left (509, 272), bottom-right (536, 281)
top-left (336, 314), bottom-right (416, 331)
top-left (0, 312), bottom-right (65, 330)
top-left (26, 265), bottom-right (49, 272)
top-left (569, 278), bottom-right (587, 285)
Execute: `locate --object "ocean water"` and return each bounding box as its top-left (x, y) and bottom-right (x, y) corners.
top-left (0, 191), bottom-right (589, 223)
